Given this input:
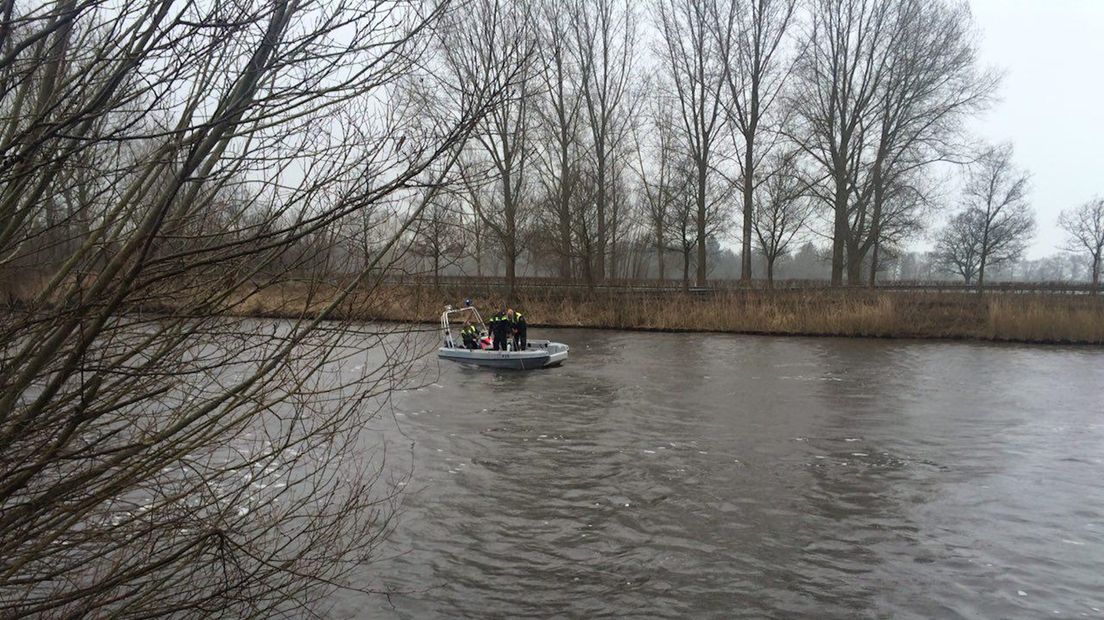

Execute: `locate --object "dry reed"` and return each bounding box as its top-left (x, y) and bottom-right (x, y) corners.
top-left (300, 285), bottom-right (1104, 345)
top-left (5, 272), bottom-right (1102, 344)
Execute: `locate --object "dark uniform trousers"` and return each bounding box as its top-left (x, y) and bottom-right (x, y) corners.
top-left (512, 315), bottom-right (527, 351)
top-left (491, 316), bottom-right (509, 351)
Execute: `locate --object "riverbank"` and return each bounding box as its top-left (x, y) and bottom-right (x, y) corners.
top-left (6, 271), bottom-right (1100, 344)
top-left (229, 283), bottom-right (1104, 344)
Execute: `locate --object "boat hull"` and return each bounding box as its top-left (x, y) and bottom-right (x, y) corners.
top-left (438, 340), bottom-right (569, 370)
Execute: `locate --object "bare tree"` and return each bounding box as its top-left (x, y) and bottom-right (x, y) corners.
top-left (411, 196), bottom-right (465, 288)
top-left (665, 155), bottom-right (731, 290)
top-left (864, 172), bottom-right (929, 281)
top-left (444, 0), bottom-right (538, 298)
top-left (667, 158), bottom-right (702, 290)
top-left (1059, 197), bottom-right (1104, 292)
top-left (753, 150), bottom-right (813, 287)
top-left (633, 98), bottom-right (680, 280)
top-left (654, 0), bottom-right (729, 288)
top-left (791, 0), bottom-right (894, 286)
top-left (934, 209), bottom-right (984, 284)
top-left (572, 0), bottom-right (640, 283)
top-left (711, 0), bottom-right (797, 284)
top-left (605, 163), bottom-right (642, 279)
top-left (533, 0), bottom-right (583, 279)
top-left (567, 168), bottom-right (600, 284)
top-left (857, 0), bottom-right (998, 287)
top-left (0, 0), bottom-right (523, 615)
top-left (935, 143), bottom-right (1035, 289)
top-left (792, 0), bottom-right (994, 287)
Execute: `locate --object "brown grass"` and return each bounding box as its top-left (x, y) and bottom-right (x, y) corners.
top-left (5, 270), bottom-right (1102, 344)
top-left (984, 296), bottom-right (1104, 343)
top-left (286, 284), bottom-right (1104, 345)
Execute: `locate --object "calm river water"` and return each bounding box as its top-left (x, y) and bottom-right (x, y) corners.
top-left (330, 328), bottom-right (1104, 619)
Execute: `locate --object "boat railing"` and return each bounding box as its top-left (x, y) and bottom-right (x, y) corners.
top-left (439, 305), bottom-right (487, 348)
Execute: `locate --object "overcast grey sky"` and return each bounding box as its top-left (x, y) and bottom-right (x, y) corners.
top-left (968, 0), bottom-right (1104, 258)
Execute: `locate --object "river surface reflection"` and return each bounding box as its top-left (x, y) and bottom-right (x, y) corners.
top-left (332, 328), bottom-right (1104, 618)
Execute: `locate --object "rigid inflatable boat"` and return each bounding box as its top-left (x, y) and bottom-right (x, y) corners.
top-left (437, 306), bottom-right (568, 370)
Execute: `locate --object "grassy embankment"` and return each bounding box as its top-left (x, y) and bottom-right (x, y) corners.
top-left (234, 282), bottom-right (1104, 345)
top-left (5, 269), bottom-right (1101, 344)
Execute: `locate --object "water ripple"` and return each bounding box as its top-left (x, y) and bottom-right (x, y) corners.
top-left (330, 330), bottom-right (1104, 619)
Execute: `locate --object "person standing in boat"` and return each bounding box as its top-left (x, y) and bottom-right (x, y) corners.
top-left (507, 308), bottom-right (527, 351)
top-left (490, 308), bottom-right (510, 350)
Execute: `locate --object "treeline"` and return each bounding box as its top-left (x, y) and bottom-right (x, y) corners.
top-left (388, 0), bottom-right (1104, 293)
top-left (9, 0), bottom-right (1103, 299)
top-left (397, 240), bottom-right (1098, 286)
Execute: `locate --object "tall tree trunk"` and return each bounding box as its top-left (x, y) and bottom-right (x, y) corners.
top-left (595, 154), bottom-right (606, 283)
top-left (656, 225), bottom-right (665, 281)
top-left (558, 141), bottom-right (572, 280)
top-left (844, 230), bottom-right (863, 285)
top-left (580, 242), bottom-right (594, 289)
top-left (766, 257), bottom-right (775, 290)
top-left (682, 248), bottom-right (691, 292)
top-left (1093, 254), bottom-right (1100, 294)
top-left (559, 212), bottom-right (572, 279)
top-left (867, 158), bottom-right (885, 288)
top-left (506, 251), bottom-right (516, 299)
top-left (695, 157), bottom-right (707, 288)
top-left (978, 225), bottom-right (989, 292)
top-left (831, 170), bottom-right (848, 286)
top-left (504, 159), bottom-right (517, 298)
top-left (868, 236), bottom-right (880, 288)
top-left (846, 250), bottom-right (863, 285)
top-left (740, 130), bottom-right (754, 285)
top-left (609, 210), bottom-right (618, 281)
top-left (475, 227), bottom-right (483, 277)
